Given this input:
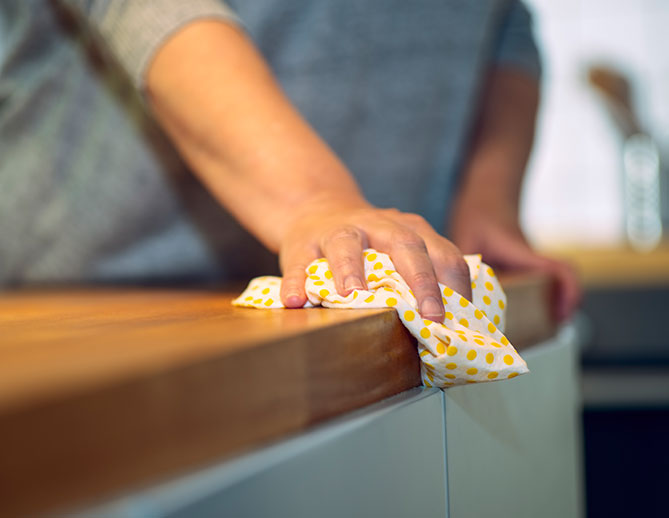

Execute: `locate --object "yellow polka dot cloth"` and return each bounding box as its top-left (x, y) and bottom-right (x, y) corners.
top-left (233, 249), bottom-right (528, 387)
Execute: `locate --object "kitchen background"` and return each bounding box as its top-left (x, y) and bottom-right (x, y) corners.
top-left (523, 0), bottom-right (669, 248)
top-left (523, 2), bottom-right (669, 517)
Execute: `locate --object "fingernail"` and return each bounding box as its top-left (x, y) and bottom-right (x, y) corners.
top-left (284, 293), bottom-right (303, 307)
top-left (421, 297), bottom-right (443, 320)
top-left (344, 277), bottom-right (364, 293)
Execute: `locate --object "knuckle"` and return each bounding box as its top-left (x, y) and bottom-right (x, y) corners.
top-left (381, 207), bottom-right (401, 218)
top-left (280, 260), bottom-right (310, 279)
top-left (403, 212), bottom-right (427, 227)
top-left (391, 229), bottom-right (426, 250)
top-left (325, 225), bottom-right (364, 244)
top-left (331, 255), bottom-right (359, 275)
top-left (410, 270), bottom-right (436, 290)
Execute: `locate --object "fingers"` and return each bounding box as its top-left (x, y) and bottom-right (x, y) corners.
top-left (320, 226), bottom-right (367, 296)
top-left (389, 212), bottom-right (472, 302)
top-left (382, 229), bottom-right (445, 322)
top-left (279, 208), bottom-right (474, 323)
top-left (279, 243), bottom-right (318, 308)
top-left (545, 259), bottom-right (582, 322)
top-left (519, 254), bottom-right (581, 322)
top-left (428, 246), bottom-right (472, 302)
top-left (523, 256), bottom-right (581, 323)
top-left (482, 235), bottom-right (582, 322)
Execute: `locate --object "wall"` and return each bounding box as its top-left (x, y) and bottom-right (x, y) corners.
top-left (521, 0), bottom-right (669, 247)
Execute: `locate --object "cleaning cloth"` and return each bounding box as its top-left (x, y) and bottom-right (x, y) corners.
top-left (233, 249), bottom-right (528, 387)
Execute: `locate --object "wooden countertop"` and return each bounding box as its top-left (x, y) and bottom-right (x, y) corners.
top-left (0, 274), bottom-right (555, 516)
top-left (543, 242), bottom-right (669, 289)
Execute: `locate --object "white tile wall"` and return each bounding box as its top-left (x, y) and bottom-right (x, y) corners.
top-left (521, 0), bottom-right (669, 247)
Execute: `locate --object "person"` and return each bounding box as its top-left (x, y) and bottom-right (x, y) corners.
top-left (0, 0), bottom-right (580, 322)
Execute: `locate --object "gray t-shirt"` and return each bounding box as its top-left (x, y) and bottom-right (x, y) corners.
top-left (0, 0), bottom-right (540, 286)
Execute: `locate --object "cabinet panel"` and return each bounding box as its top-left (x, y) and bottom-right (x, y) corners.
top-left (443, 328), bottom-right (583, 518)
top-left (76, 388), bottom-right (447, 518)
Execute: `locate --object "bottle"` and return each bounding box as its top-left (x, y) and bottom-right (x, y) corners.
top-left (623, 134), bottom-right (662, 251)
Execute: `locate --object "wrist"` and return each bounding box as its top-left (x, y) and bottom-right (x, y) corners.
top-left (449, 179), bottom-right (524, 249)
top-left (452, 177), bottom-right (519, 222)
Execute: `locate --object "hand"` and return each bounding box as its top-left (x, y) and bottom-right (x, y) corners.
top-left (278, 197), bottom-right (472, 322)
top-left (449, 197), bottom-right (581, 322)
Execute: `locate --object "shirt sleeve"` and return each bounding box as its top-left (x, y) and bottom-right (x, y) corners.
top-left (59, 0), bottom-right (240, 88)
top-left (492, 1), bottom-right (542, 79)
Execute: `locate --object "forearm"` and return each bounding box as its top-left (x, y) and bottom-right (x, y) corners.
top-left (145, 20), bottom-right (368, 252)
top-left (448, 68), bottom-right (580, 320)
top-left (451, 67), bottom-right (539, 227)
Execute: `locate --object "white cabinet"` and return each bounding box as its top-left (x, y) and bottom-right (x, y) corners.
top-left (444, 327), bottom-right (583, 518)
top-left (76, 327), bottom-right (582, 518)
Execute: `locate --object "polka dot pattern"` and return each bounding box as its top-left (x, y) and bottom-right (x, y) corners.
top-left (233, 249), bottom-right (528, 387)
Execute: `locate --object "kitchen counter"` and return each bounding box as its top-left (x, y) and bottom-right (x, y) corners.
top-left (544, 242), bottom-right (669, 365)
top-left (0, 274), bottom-right (558, 516)
top-left (544, 242), bottom-right (669, 288)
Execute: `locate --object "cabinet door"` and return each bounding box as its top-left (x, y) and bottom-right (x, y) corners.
top-left (443, 327), bottom-right (583, 518)
top-left (75, 388), bottom-right (447, 518)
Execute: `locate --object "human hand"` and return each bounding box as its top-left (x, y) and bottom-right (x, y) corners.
top-left (278, 198), bottom-right (472, 322)
top-left (450, 197), bottom-right (581, 322)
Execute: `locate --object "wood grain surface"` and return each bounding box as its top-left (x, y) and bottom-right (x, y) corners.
top-left (0, 274), bottom-right (553, 516)
top-left (543, 242), bottom-right (669, 288)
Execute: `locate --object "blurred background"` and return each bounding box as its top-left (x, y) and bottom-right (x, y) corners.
top-left (522, 0), bottom-right (669, 248)
top-left (523, 1), bottom-right (669, 516)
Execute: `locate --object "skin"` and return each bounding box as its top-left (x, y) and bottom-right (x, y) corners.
top-left (450, 69), bottom-right (581, 321)
top-left (145, 20), bottom-right (580, 322)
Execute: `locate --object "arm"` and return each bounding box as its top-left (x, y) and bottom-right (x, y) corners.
top-left (451, 67), bottom-right (535, 239)
top-left (449, 1), bottom-right (580, 321)
top-left (144, 20), bottom-right (472, 319)
top-left (449, 67), bottom-right (580, 320)
top-left (58, 1), bottom-right (471, 319)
